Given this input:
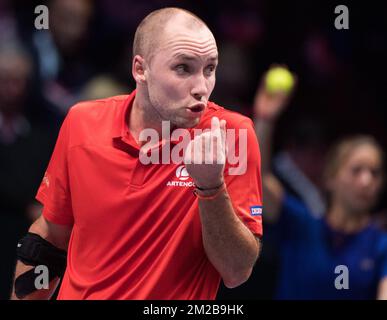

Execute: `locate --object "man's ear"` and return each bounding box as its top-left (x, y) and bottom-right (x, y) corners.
top-left (132, 55), bottom-right (147, 84)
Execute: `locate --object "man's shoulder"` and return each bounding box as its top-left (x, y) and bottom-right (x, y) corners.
top-left (68, 95), bottom-right (129, 118)
top-left (63, 95), bottom-right (130, 145)
top-left (203, 101), bottom-right (253, 129)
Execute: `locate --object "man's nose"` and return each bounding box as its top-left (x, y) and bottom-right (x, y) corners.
top-left (191, 75), bottom-right (207, 101)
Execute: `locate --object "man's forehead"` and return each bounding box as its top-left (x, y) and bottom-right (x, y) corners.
top-left (159, 30), bottom-right (218, 58)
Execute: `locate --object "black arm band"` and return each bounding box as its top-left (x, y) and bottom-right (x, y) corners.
top-left (16, 232), bottom-right (67, 277)
top-left (14, 269), bottom-right (42, 298)
top-left (14, 233), bottom-right (67, 298)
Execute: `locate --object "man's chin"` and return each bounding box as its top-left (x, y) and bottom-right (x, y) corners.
top-left (174, 118), bottom-right (200, 129)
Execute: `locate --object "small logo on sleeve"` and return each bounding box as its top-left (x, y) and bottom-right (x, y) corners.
top-left (250, 206), bottom-right (263, 216)
top-left (43, 172), bottom-right (50, 188)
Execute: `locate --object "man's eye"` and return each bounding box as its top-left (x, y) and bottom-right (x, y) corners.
top-left (175, 64), bottom-right (189, 74)
top-left (205, 65), bottom-right (216, 76)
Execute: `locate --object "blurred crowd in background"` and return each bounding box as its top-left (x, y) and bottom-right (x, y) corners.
top-left (1, 0), bottom-right (386, 299)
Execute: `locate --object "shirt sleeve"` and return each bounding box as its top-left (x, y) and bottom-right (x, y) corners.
top-left (35, 110), bottom-right (74, 226)
top-left (224, 118), bottom-right (263, 238)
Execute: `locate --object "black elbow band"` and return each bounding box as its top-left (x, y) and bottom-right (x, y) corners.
top-left (15, 269), bottom-right (43, 299)
top-left (15, 233), bottom-right (67, 298)
top-left (16, 232), bottom-right (67, 276)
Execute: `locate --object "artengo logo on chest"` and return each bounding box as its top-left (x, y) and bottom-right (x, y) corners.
top-left (166, 165), bottom-right (195, 187)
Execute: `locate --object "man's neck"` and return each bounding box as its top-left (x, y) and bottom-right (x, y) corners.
top-left (129, 94), bottom-right (164, 147)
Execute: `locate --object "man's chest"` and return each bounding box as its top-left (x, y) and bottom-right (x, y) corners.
top-left (67, 144), bottom-right (198, 225)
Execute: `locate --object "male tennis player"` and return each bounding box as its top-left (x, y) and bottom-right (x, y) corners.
top-left (11, 7), bottom-right (263, 300)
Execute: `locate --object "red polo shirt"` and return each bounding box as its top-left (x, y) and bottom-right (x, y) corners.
top-left (36, 90), bottom-right (263, 300)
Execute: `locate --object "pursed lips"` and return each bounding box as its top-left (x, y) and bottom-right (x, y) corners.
top-left (187, 103), bottom-right (206, 113)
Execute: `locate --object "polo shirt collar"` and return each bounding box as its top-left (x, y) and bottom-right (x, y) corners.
top-left (112, 90), bottom-right (139, 154)
top-left (113, 90), bottom-right (210, 155)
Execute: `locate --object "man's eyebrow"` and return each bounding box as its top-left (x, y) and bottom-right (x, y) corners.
top-left (173, 53), bottom-right (218, 62)
top-left (207, 56), bottom-right (218, 62)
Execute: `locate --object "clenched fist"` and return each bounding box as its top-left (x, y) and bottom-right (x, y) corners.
top-left (184, 117), bottom-right (227, 189)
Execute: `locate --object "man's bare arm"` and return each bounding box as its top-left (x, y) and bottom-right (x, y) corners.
top-left (184, 117), bottom-right (260, 288)
top-left (198, 189), bottom-right (260, 288)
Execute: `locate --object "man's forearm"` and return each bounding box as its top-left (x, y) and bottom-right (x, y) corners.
top-left (198, 188), bottom-right (260, 288)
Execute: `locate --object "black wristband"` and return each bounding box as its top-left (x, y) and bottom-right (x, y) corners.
top-left (195, 181), bottom-right (224, 191)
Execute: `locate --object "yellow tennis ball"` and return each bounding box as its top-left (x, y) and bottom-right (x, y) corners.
top-left (265, 67), bottom-right (295, 94)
